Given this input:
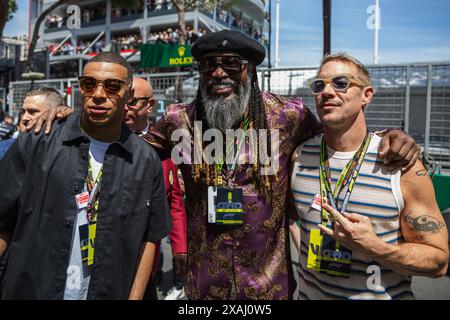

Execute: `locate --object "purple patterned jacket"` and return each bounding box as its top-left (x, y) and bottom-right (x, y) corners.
top-left (142, 92), bottom-right (321, 299)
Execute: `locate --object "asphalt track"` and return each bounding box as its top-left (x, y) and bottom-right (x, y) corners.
top-left (157, 212), bottom-right (450, 300)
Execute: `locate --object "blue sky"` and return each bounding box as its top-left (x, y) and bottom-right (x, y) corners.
top-left (273, 0), bottom-right (450, 66)
top-left (5, 0), bottom-right (450, 66)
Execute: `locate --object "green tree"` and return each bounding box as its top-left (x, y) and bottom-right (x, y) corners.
top-left (171, 0), bottom-right (235, 45)
top-left (0, 0), bottom-right (18, 38)
top-left (170, 0), bottom-right (235, 99)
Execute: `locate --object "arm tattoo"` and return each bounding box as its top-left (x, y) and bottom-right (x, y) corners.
top-left (403, 210), bottom-right (445, 233)
top-left (415, 169), bottom-right (428, 176)
top-left (411, 235), bottom-right (428, 244)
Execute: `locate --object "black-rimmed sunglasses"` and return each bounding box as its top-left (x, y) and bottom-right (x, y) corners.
top-left (198, 56), bottom-right (248, 75)
top-left (128, 96), bottom-right (153, 109)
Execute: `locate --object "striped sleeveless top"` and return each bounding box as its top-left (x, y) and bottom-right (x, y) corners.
top-left (291, 133), bottom-right (414, 300)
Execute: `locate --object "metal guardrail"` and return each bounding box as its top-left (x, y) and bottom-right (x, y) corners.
top-left (259, 63), bottom-right (450, 167)
top-left (8, 71), bottom-right (197, 114)
top-left (8, 63), bottom-right (450, 166)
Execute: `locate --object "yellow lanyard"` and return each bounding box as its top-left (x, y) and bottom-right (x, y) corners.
top-left (215, 117), bottom-right (250, 186)
top-left (318, 133), bottom-right (372, 225)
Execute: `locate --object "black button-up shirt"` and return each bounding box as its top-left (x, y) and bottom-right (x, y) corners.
top-left (0, 110), bottom-right (171, 299)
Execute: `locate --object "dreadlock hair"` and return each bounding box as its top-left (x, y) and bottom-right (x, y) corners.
top-left (192, 68), bottom-right (273, 204)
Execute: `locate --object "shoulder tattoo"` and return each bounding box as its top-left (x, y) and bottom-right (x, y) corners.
top-left (415, 169), bottom-right (428, 176)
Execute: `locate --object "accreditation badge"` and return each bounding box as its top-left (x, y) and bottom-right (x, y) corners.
top-left (320, 234), bottom-right (352, 277)
top-left (75, 192), bottom-right (89, 210)
top-left (209, 187), bottom-right (244, 225)
top-left (307, 229), bottom-right (352, 277)
top-left (310, 193), bottom-right (322, 211)
top-left (307, 229), bottom-right (323, 272)
top-left (88, 222), bottom-right (96, 266)
top-left (79, 221), bottom-right (96, 277)
top-left (79, 223), bottom-right (90, 277)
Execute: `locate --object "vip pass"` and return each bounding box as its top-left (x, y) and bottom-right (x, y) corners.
top-left (208, 187), bottom-right (244, 225)
top-left (207, 117), bottom-right (249, 226)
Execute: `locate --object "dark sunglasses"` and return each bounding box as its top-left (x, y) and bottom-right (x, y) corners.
top-left (198, 56), bottom-right (248, 75)
top-left (78, 76), bottom-right (128, 95)
top-left (309, 74), bottom-right (366, 94)
top-left (128, 96), bottom-right (153, 109)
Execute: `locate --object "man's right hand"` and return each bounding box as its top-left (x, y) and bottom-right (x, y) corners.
top-left (26, 106), bottom-right (74, 135)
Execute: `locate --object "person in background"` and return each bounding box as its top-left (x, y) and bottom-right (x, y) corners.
top-left (125, 78), bottom-right (187, 300)
top-left (20, 87), bottom-right (65, 130)
top-left (0, 113), bottom-right (19, 159)
top-left (0, 87), bottom-right (64, 159)
top-left (148, 114), bottom-right (188, 300)
top-left (0, 109), bottom-right (15, 141)
top-left (124, 78), bottom-right (154, 135)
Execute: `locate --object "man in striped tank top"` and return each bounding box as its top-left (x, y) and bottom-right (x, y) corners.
top-left (290, 53), bottom-right (449, 300)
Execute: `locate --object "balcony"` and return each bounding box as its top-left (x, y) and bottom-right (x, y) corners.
top-left (147, 7), bottom-right (177, 18)
top-left (111, 12), bottom-right (143, 23)
top-left (45, 18), bottom-right (107, 33)
top-left (0, 42), bottom-right (17, 71)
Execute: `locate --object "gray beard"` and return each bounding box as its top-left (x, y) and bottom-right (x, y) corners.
top-left (201, 77), bottom-right (251, 133)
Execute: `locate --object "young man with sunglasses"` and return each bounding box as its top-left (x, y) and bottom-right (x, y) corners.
top-left (29, 31), bottom-right (420, 300)
top-left (290, 53), bottom-right (448, 299)
top-left (0, 52), bottom-right (171, 299)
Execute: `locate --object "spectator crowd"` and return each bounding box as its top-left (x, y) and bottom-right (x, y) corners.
top-left (47, 26), bottom-right (207, 56)
top-left (147, 26), bottom-right (206, 45)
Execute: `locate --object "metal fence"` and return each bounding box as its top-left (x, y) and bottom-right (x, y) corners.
top-left (259, 62), bottom-right (450, 166)
top-left (8, 71), bottom-right (198, 115)
top-left (8, 62), bottom-right (450, 166)
top-left (259, 65), bottom-right (411, 132)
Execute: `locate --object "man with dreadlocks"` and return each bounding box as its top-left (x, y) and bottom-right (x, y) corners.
top-left (30, 31), bottom-right (420, 300)
top-left (141, 31), bottom-right (322, 300)
top-left (139, 31), bottom-right (419, 300)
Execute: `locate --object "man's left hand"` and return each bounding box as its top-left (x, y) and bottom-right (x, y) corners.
top-left (379, 129), bottom-right (420, 172)
top-left (317, 203), bottom-right (387, 258)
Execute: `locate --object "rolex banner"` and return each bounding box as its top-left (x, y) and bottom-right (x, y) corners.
top-left (140, 44), bottom-right (193, 68)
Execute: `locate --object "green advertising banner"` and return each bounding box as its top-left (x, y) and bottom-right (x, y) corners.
top-left (140, 44), bottom-right (193, 68)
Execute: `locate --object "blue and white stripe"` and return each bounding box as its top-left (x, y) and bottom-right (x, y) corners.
top-left (291, 134), bottom-right (412, 300)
